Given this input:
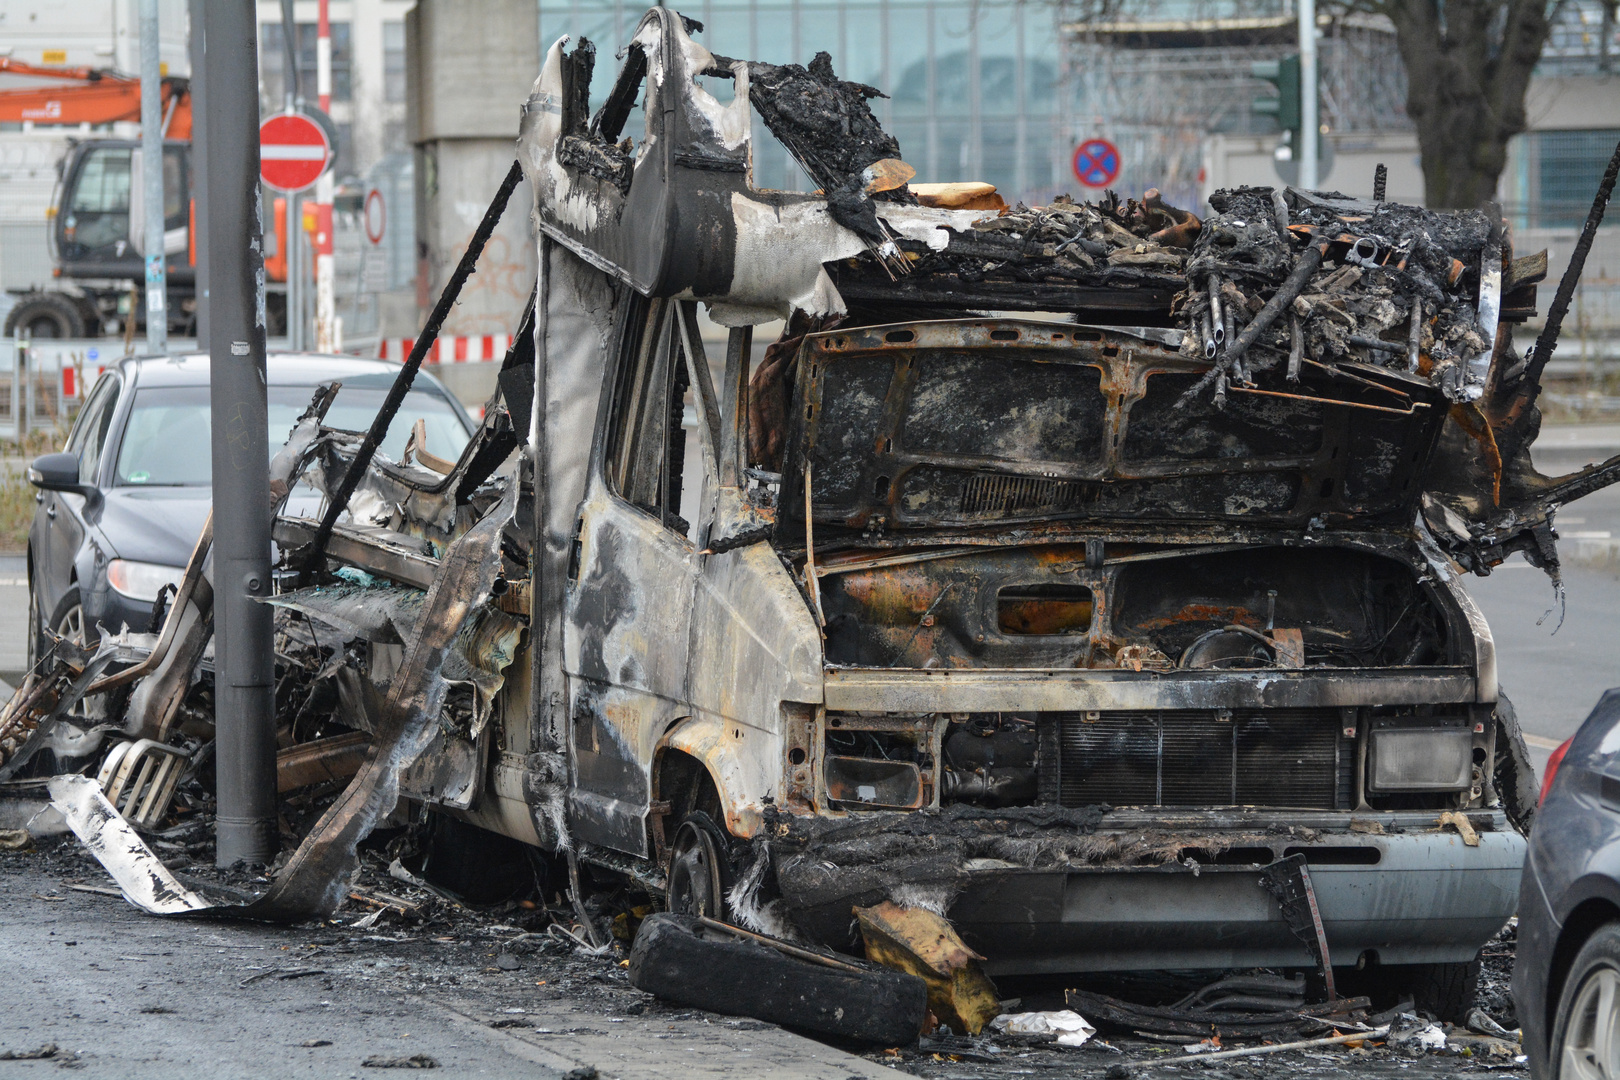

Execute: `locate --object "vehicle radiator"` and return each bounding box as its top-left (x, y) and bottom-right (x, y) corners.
top-left (1052, 709), bottom-right (1354, 810)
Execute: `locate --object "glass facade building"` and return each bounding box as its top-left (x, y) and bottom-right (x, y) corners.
top-left (537, 1), bottom-right (1072, 206)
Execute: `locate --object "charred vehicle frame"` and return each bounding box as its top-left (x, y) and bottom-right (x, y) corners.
top-left (19, 5), bottom-right (1620, 1019)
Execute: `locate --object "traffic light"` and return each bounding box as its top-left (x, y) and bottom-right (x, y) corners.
top-left (1252, 54), bottom-right (1302, 140)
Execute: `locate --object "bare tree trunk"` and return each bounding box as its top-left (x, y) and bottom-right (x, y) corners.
top-left (1380, 0), bottom-right (1555, 209)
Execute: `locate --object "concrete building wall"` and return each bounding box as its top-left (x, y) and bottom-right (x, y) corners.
top-left (406, 0), bottom-right (536, 341)
top-left (1202, 131), bottom-right (1425, 206)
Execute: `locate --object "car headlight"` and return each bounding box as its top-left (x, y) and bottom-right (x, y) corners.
top-left (1368, 724), bottom-right (1474, 792)
top-left (106, 559), bottom-right (184, 603)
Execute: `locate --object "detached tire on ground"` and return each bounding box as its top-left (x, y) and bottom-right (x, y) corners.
top-left (629, 912), bottom-right (928, 1045)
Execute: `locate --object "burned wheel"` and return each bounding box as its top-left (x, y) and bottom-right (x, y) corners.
top-left (628, 913), bottom-right (929, 1045)
top-left (1554, 924), bottom-right (1620, 1080)
top-left (665, 811), bottom-right (732, 919)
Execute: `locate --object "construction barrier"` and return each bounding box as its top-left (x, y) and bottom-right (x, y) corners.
top-left (378, 335), bottom-right (512, 364)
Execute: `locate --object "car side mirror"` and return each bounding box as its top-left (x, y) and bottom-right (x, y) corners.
top-left (27, 452), bottom-right (84, 493)
top-left (28, 451), bottom-right (104, 519)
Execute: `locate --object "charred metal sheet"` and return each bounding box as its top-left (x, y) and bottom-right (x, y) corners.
top-left (1258, 853), bottom-right (1337, 998)
top-left (0, 634), bottom-right (139, 781)
top-left (276, 732), bottom-right (370, 793)
top-left (275, 518), bottom-right (441, 591)
top-left (48, 774), bottom-right (211, 913)
top-left (820, 668), bottom-right (1475, 714)
top-left (267, 580), bottom-right (425, 645)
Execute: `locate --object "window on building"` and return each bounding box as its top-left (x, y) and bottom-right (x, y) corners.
top-left (1534, 129), bottom-right (1620, 228)
top-left (384, 21), bottom-right (407, 104)
top-left (260, 21), bottom-right (353, 106)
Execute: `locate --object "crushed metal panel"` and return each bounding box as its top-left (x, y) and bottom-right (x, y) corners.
top-left (57, 484), bottom-right (518, 921)
top-left (562, 481), bottom-right (699, 854)
top-left (48, 775), bottom-right (211, 913)
top-left (520, 12), bottom-right (996, 323)
top-left (522, 9), bottom-right (752, 298)
top-left (680, 542), bottom-right (823, 838)
top-left (523, 240), bottom-right (624, 852)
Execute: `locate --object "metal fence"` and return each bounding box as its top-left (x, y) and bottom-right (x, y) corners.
top-left (0, 338), bottom-right (102, 442)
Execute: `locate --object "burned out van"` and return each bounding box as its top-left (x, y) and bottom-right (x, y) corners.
top-left (299, 10), bottom-right (1561, 991)
top-left (25, 5), bottom-right (1620, 1023)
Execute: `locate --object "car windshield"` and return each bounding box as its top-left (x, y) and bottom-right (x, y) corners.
top-left (113, 381), bottom-right (470, 487)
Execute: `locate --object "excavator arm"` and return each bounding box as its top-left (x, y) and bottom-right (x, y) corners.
top-left (0, 59), bottom-right (191, 139)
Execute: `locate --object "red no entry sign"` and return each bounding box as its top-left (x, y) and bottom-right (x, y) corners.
top-left (1072, 138), bottom-right (1121, 188)
top-left (364, 188), bottom-right (386, 245)
top-left (259, 112), bottom-right (330, 192)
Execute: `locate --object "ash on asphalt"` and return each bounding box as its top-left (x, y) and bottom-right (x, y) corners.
top-left (0, 833), bottom-right (1523, 1079)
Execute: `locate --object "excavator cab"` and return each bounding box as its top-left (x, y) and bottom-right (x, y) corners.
top-left (52, 140), bottom-right (191, 284)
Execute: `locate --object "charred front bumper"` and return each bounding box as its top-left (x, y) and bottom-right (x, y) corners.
top-left (768, 807), bottom-right (1525, 975)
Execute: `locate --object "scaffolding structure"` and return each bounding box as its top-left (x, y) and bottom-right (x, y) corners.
top-left (1060, 7), bottom-right (1410, 208)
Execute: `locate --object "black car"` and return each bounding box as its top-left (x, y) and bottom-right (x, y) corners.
top-left (25, 353), bottom-right (476, 660)
top-left (1513, 689), bottom-right (1620, 1078)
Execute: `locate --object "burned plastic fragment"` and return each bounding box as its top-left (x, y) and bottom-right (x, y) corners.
top-left (855, 901), bottom-right (1001, 1035)
top-left (747, 52), bottom-right (907, 246)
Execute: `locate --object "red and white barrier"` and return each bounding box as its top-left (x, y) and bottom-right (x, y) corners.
top-left (378, 335), bottom-right (512, 364)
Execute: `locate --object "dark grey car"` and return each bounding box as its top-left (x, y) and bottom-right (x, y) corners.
top-left (27, 352), bottom-right (475, 661)
top-left (1514, 689), bottom-right (1620, 1078)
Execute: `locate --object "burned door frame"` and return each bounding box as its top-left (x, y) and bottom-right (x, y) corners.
top-left (561, 296), bottom-right (723, 855)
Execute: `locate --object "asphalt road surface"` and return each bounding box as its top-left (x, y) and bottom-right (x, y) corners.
top-left (0, 844), bottom-right (1516, 1079)
top-left (0, 843), bottom-right (901, 1079)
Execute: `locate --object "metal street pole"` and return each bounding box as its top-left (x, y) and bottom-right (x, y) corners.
top-left (314, 0), bottom-right (336, 352)
top-left (280, 0), bottom-right (303, 350)
top-left (188, 0), bottom-right (209, 347)
top-left (139, 0), bottom-right (167, 353)
top-left (1299, 0), bottom-right (1319, 191)
top-left (289, 191), bottom-right (301, 349)
top-left (203, 0), bottom-right (278, 866)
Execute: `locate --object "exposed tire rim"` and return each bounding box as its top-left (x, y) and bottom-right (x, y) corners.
top-left (56, 603), bottom-right (84, 645)
top-left (1561, 964), bottom-right (1620, 1079)
top-left (51, 596), bottom-right (92, 719)
top-left (666, 813), bottom-right (728, 919)
top-left (25, 574), bottom-right (38, 671)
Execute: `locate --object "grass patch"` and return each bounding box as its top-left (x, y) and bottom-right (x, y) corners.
top-left (0, 422), bottom-right (69, 554)
top-left (0, 468), bottom-right (37, 553)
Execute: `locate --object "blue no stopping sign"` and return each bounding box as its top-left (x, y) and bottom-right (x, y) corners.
top-left (1073, 138), bottom-right (1121, 188)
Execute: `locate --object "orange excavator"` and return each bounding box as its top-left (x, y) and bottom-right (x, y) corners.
top-left (0, 59), bottom-right (287, 338)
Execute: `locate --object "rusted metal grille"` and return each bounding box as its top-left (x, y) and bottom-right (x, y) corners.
top-left (959, 473), bottom-right (1099, 517)
top-left (1056, 709), bottom-right (1347, 809)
